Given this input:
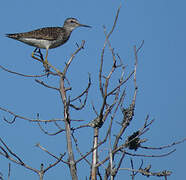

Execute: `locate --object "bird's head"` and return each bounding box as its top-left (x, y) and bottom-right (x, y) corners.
top-left (63, 18), bottom-right (91, 31)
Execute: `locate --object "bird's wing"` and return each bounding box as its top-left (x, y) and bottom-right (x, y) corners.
top-left (6, 27), bottom-right (63, 41)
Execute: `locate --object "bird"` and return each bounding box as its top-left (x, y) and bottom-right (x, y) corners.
top-left (6, 18), bottom-right (91, 63)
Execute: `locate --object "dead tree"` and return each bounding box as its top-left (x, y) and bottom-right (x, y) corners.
top-left (0, 6), bottom-right (185, 180)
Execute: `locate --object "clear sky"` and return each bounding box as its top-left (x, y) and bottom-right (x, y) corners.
top-left (0, 0), bottom-right (186, 180)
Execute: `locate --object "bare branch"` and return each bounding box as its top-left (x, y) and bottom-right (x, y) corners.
top-left (119, 167), bottom-right (172, 178)
top-left (71, 133), bottom-right (92, 166)
top-left (69, 75), bottom-right (91, 110)
top-left (140, 138), bottom-right (186, 150)
top-left (125, 149), bottom-right (176, 158)
top-left (0, 138), bottom-right (24, 165)
top-left (0, 107), bottom-right (68, 123)
top-left (63, 40), bottom-right (85, 76)
top-left (0, 65), bottom-right (50, 77)
top-left (91, 101), bottom-right (99, 116)
top-left (99, 5), bottom-right (121, 98)
top-left (37, 122), bottom-right (65, 136)
top-left (75, 132), bottom-right (108, 164)
top-left (107, 71), bottom-right (134, 96)
top-left (104, 40), bottom-right (145, 179)
top-left (35, 79), bottom-right (59, 91)
top-left (43, 153), bottom-right (66, 173)
top-left (3, 116), bottom-right (16, 124)
top-left (8, 163), bottom-right (11, 180)
top-left (36, 143), bottom-right (68, 165)
top-left (70, 74), bottom-right (91, 102)
top-left (130, 159), bottom-right (135, 179)
top-left (0, 138), bottom-right (39, 174)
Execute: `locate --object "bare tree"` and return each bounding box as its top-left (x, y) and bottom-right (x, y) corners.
top-left (0, 5), bottom-right (185, 180)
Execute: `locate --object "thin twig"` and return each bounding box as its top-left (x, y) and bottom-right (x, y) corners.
top-left (35, 143), bottom-right (68, 165)
top-left (8, 163), bottom-right (11, 180)
top-left (141, 138), bottom-right (186, 150)
top-left (0, 106), bottom-right (68, 123)
top-left (119, 167), bottom-right (172, 178)
top-left (125, 149), bottom-right (176, 158)
top-left (43, 153), bottom-right (66, 172)
top-left (37, 122), bottom-right (65, 136)
top-left (99, 5), bottom-right (121, 98)
top-left (63, 40), bottom-right (85, 76)
top-left (70, 74), bottom-right (91, 102)
top-left (35, 79), bottom-right (59, 91)
top-left (0, 65), bottom-right (50, 77)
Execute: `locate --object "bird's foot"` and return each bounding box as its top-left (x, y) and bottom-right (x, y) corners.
top-left (43, 59), bottom-right (50, 72)
top-left (31, 49), bottom-right (62, 75)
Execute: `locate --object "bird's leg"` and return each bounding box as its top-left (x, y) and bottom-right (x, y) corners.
top-left (42, 48), bottom-right (50, 72)
top-left (31, 48), bottom-right (62, 75)
top-left (44, 48), bottom-right (49, 63)
top-left (31, 48), bottom-right (37, 58)
top-left (31, 48), bottom-right (49, 71)
top-left (31, 48), bottom-right (43, 62)
top-left (31, 48), bottom-right (44, 61)
top-left (43, 49), bottom-right (62, 74)
top-left (37, 49), bottom-right (44, 61)
top-left (33, 47), bottom-right (38, 54)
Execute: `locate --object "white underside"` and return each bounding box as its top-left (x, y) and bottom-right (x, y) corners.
top-left (19, 38), bottom-right (52, 49)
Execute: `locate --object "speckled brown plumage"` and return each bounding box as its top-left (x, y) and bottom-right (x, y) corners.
top-left (6, 27), bottom-right (68, 41)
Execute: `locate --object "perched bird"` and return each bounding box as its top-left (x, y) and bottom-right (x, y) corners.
top-left (6, 18), bottom-right (91, 63)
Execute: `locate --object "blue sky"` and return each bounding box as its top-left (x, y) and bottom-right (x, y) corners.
top-left (0, 0), bottom-right (186, 180)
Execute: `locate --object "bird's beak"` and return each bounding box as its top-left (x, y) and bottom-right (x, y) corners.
top-left (79, 23), bottom-right (92, 28)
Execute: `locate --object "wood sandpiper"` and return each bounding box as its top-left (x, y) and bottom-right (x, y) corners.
top-left (6, 18), bottom-right (91, 64)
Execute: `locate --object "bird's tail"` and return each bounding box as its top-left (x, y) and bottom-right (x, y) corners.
top-left (5, 33), bottom-right (20, 39)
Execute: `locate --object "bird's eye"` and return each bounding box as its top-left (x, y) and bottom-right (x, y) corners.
top-left (70, 20), bottom-right (74, 23)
